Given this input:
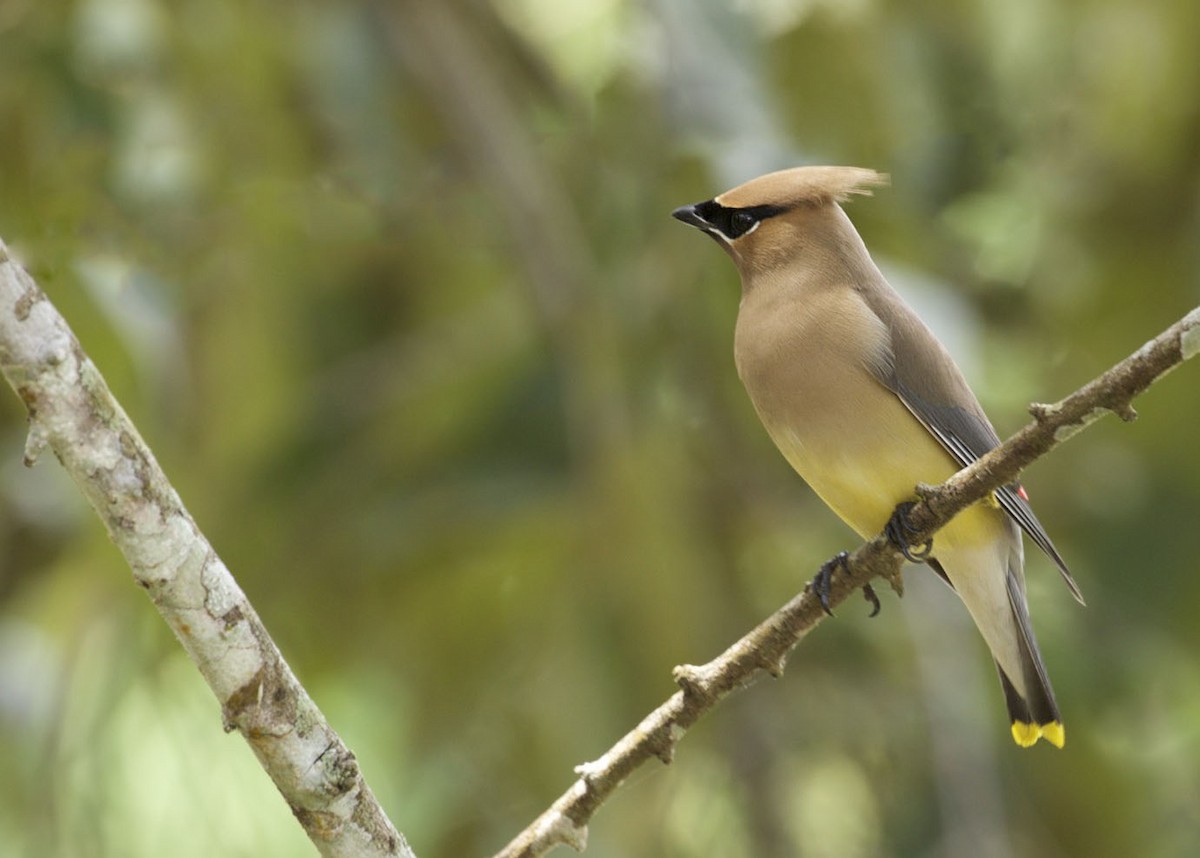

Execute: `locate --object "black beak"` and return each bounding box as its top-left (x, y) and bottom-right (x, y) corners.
top-left (671, 203), bottom-right (710, 230)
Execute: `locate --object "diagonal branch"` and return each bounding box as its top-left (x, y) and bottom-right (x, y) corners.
top-left (493, 305), bottom-right (1200, 858)
top-left (0, 242), bottom-right (414, 855)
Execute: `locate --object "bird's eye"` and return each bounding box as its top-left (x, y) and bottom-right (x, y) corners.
top-left (730, 210), bottom-right (757, 237)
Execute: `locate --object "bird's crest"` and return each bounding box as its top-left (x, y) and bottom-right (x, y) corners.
top-left (716, 166), bottom-right (888, 211)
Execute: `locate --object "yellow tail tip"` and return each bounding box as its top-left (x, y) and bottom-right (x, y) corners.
top-left (1010, 721), bottom-right (1065, 749)
top-left (1042, 721), bottom-right (1065, 748)
top-left (1011, 721), bottom-right (1040, 747)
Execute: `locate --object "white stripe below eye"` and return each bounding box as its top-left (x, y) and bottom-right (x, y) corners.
top-left (705, 219), bottom-right (759, 243)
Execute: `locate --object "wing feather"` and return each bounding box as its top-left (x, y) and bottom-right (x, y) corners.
top-left (857, 278), bottom-right (1084, 605)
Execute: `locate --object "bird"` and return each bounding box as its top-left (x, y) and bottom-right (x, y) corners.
top-left (672, 166), bottom-right (1083, 748)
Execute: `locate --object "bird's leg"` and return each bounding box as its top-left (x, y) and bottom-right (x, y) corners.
top-left (809, 551), bottom-right (848, 617)
top-left (885, 501), bottom-right (933, 562)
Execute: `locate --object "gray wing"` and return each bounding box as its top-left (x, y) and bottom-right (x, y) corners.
top-left (858, 279), bottom-right (1085, 605)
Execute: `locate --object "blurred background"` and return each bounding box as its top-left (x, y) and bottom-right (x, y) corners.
top-left (2, 0), bottom-right (1199, 856)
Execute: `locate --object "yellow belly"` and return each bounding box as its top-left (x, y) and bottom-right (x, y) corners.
top-left (758, 382), bottom-right (995, 552)
top-left (733, 284), bottom-right (998, 551)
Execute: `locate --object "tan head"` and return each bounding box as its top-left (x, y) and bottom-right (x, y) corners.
top-left (672, 166), bottom-right (888, 279)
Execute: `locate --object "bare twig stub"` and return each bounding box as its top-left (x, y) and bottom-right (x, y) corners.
top-left (0, 242), bottom-right (414, 857)
top-left (493, 305), bottom-right (1200, 858)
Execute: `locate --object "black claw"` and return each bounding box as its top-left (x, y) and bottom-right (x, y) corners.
top-left (885, 501), bottom-right (933, 562)
top-left (810, 551), bottom-right (849, 616)
top-left (862, 583), bottom-right (881, 618)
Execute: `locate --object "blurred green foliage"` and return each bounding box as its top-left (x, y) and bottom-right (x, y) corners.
top-left (2, 1), bottom-right (1199, 856)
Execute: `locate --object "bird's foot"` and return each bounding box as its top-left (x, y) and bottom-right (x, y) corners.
top-left (810, 552), bottom-right (883, 618)
top-left (810, 551), bottom-right (848, 617)
top-left (885, 501), bottom-right (933, 562)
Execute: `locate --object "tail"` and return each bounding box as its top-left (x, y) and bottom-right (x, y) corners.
top-left (928, 517), bottom-right (1064, 749)
top-left (999, 569), bottom-right (1064, 748)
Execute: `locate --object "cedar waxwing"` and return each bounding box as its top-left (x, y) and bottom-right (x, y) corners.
top-left (672, 166), bottom-right (1083, 748)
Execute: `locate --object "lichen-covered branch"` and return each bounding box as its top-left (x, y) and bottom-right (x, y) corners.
top-left (493, 305), bottom-right (1200, 858)
top-left (0, 241), bottom-right (414, 857)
